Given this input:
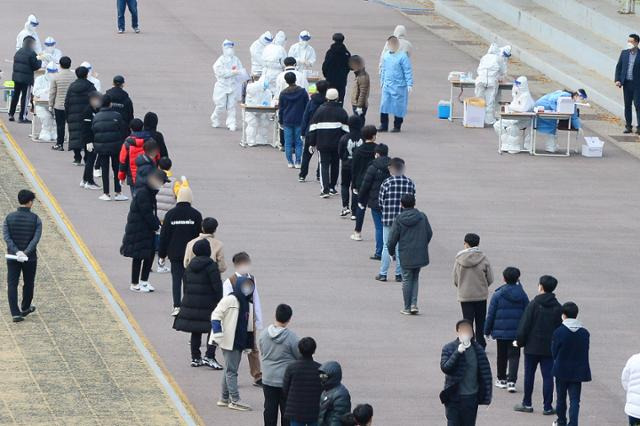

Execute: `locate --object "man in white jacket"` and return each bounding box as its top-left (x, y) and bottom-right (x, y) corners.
top-left (623, 352), bottom-right (640, 425)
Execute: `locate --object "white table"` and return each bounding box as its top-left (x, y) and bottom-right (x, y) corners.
top-left (497, 111), bottom-right (536, 155)
top-left (240, 104), bottom-right (279, 148)
top-left (448, 80), bottom-right (513, 121)
top-left (532, 112), bottom-right (577, 157)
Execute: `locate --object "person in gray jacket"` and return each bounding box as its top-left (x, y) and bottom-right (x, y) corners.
top-left (387, 193), bottom-right (432, 316)
top-left (319, 361), bottom-right (351, 426)
top-left (259, 303), bottom-right (300, 426)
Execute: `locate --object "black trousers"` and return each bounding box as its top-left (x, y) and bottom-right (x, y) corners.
top-left (98, 152), bottom-right (121, 195)
top-left (54, 108), bottom-right (66, 147)
top-left (352, 105), bottom-right (368, 125)
top-left (461, 301), bottom-right (487, 347)
top-left (263, 385), bottom-right (289, 426)
top-left (170, 259), bottom-right (185, 308)
top-left (445, 394), bottom-right (478, 426)
top-left (623, 81), bottom-right (640, 128)
top-left (82, 149), bottom-right (97, 183)
top-left (131, 257), bottom-right (153, 284)
top-left (380, 113), bottom-right (404, 130)
top-left (190, 332), bottom-right (215, 359)
top-left (340, 162), bottom-right (356, 210)
top-left (9, 82), bottom-right (29, 120)
top-left (496, 339), bottom-right (520, 383)
top-left (319, 150), bottom-right (339, 194)
top-left (7, 260), bottom-right (37, 317)
top-left (299, 138), bottom-right (314, 179)
top-left (72, 148), bottom-right (83, 163)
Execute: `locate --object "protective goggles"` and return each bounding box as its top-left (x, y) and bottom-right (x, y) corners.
top-left (503, 52), bottom-right (512, 57)
top-left (30, 21), bottom-right (39, 27)
top-left (264, 36), bottom-right (273, 42)
top-left (44, 41), bottom-right (56, 47)
top-left (300, 35), bottom-right (311, 41)
top-left (513, 80), bottom-right (522, 86)
top-left (223, 42), bottom-right (234, 48)
top-left (46, 67), bottom-right (58, 73)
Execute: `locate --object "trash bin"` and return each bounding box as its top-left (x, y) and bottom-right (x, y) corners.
top-left (438, 100), bottom-right (451, 119)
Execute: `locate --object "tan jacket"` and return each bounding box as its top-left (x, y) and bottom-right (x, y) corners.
top-left (351, 69), bottom-right (370, 108)
top-left (453, 247), bottom-right (494, 302)
top-left (209, 295), bottom-right (254, 351)
top-left (49, 69), bottom-right (75, 110)
top-left (183, 233), bottom-right (226, 272)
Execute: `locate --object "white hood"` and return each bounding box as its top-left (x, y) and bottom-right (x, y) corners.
top-left (274, 30), bottom-right (286, 46)
top-left (563, 318), bottom-right (583, 332)
top-left (394, 25), bottom-right (407, 39)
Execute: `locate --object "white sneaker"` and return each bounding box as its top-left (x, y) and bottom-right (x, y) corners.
top-left (294, 164), bottom-right (301, 169)
top-left (114, 193), bottom-right (129, 201)
top-left (171, 307), bottom-right (180, 317)
top-left (495, 379), bottom-right (508, 389)
top-left (130, 284), bottom-right (141, 292)
top-left (287, 163), bottom-right (294, 168)
top-left (80, 179), bottom-right (87, 187)
top-left (85, 183), bottom-right (101, 190)
top-left (140, 281), bottom-right (154, 292)
top-left (156, 264), bottom-right (171, 273)
top-left (99, 194), bottom-right (111, 201)
top-left (350, 232), bottom-right (363, 241)
top-left (228, 126), bottom-right (236, 132)
top-left (93, 168), bottom-right (102, 178)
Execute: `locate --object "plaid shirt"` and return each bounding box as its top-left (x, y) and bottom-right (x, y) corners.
top-left (379, 175), bottom-right (416, 226)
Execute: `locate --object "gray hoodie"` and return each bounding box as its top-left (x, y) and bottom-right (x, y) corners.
top-left (259, 325), bottom-right (301, 387)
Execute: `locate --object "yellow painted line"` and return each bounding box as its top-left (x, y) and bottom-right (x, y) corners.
top-left (0, 120), bottom-right (204, 426)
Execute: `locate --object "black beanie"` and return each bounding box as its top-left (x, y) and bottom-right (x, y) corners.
top-left (193, 239), bottom-right (211, 257)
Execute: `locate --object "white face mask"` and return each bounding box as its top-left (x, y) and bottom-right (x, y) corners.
top-left (629, 42), bottom-right (637, 50)
top-left (458, 333), bottom-right (472, 346)
top-left (300, 40), bottom-right (308, 47)
top-left (223, 47), bottom-right (234, 57)
top-left (236, 264), bottom-right (251, 275)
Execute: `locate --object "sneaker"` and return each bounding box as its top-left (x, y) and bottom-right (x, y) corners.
top-left (320, 192), bottom-right (330, 199)
top-left (21, 306), bottom-right (36, 317)
top-left (370, 255), bottom-right (381, 261)
top-left (400, 309), bottom-right (411, 315)
top-left (171, 307), bottom-right (180, 317)
top-left (507, 382), bottom-right (516, 393)
top-left (340, 208), bottom-right (351, 217)
top-left (114, 193), bottom-right (129, 201)
top-left (495, 379), bottom-right (508, 389)
top-left (287, 163), bottom-right (294, 168)
top-left (93, 168), bottom-right (102, 178)
top-left (294, 163), bottom-right (301, 169)
top-left (329, 188), bottom-right (338, 195)
top-left (130, 284), bottom-right (141, 292)
top-left (140, 281), bottom-right (154, 292)
top-left (377, 126), bottom-right (388, 132)
top-left (84, 183), bottom-right (101, 190)
top-left (391, 128), bottom-right (401, 133)
top-left (375, 274), bottom-right (387, 282)
top-left (99, 194), bottom-right (111, 201)
top-left (190, 358), bottom-right (204, 367)
top-left (12, 316), bottom-right (24, 322)
top-left (203, 356), bottom-right (223, 370)
top-left (19, 118), bottom-right (32, 124)
top-left (350, 215), bottom-right (356, 220)
top-left (216, 399), bottom-right (230, 407)
top-left (395, 274), bottom-right (403, 282)
top-left (298, 176), bottom-right (305, 182)
top-left (410, 306), bottom-right (419, 315)
top-left (134, 27), bottom-right (140, 33)
top-left (72, 160), bottom-right (82, 166)
top-left (513, 403), bottom-right (534, 413)
top-left (80, 179), bottom-right (87, 187)
top-left (51, 144), bottom-right (64, 151)
top-left (350, 232), bottom-right (362, 241)
top-left (8, 116), bottom-right (15, 122)
top-left (253, 379), bottom-right (263, 387)
top-left (624, 127), bottom-right (633, 134)
top-left (157, 264), bottom-right (171, 274)
top-left (118, 28), bottom-right (125, 34)
top-left (543, 408), bottom-right (556, 416)
top-left (228, 400), bottom-right (252, 411)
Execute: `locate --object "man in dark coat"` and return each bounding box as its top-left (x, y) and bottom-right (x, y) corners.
top-left (514, 275), bottom-right (563, 415)
top-left (173, 239), bottom-right (223, 368)
top-left (9, 36), bottom-right (42, 123)
top-left (387, 194), bottom-right (433, 315)
top-left (283, 337), bottom-right (323, 425)
top-left (65, 66), bottom-right (96, 166)
top-left (106, 75), bottom-right (134, 125)
top-left (318, 361), bottom-right (351, 426)
top-left (79, 91), bottom-right (103, 189)
top-left (440, 319), bottom-right (493, 426)
top-left (321, 33), bottom-right (351, 105)
top-left (615, 33), bottom-right (640, 133)
top-left (299, 80), bottom-right (328, 182)
top-left (143, 112), bottom-right (168, 158)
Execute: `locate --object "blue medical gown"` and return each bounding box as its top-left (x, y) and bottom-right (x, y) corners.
top-left (534, 90), bottom-right (581, 135)
top-left (380, 51), bottom-right (413, 117)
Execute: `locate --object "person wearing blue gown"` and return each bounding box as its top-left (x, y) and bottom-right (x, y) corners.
top-left (534, 89), bottom-right (587, 153)
top-left (378, 36), bottom-right (413, 133)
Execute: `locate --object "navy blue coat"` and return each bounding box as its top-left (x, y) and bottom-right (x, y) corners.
top-left (552, 323), bottom-right (592, 382)
top-left (440, 339), bottom-right (492, 406)
top-left (484, 283), bottom-right (529, 340)
top-left (615, 49), bottom-right (640, 85)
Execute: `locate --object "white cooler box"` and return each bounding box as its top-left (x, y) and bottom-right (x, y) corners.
top-left (463, 97), bottom-right (485, 128)
top-left (582, 136), bottom-right (604, 157)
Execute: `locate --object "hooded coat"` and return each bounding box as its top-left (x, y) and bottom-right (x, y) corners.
top-left (322, 42), bottom-right (351, 100)
top-left (484, 283), bottom-right (529, 340)
top-left (387, 207), bottom-right (433, 269)
top-left (105, 86), bottom-right (134, 126)
top-left (134, 154), bottom-right (158, 190)
top-left (258, 325), bottom-right (301, 387)
top-left (143, 112), bottom-right (168, 158)
top-left (118, 131), bottom-right (153, 185)
top-left (301, 92), bottom-right (325, 137)
top-left (158, 202), bottom-right (202, 261)
top-left (551, 319), bottom-right (591, 382)
top-left (120, 182), bottom-right (160, 259)
top-left (338, 116), bottom-right (363, 167)
top-left (65, 78), bottom-right (96, 150)
top-left (453, 247), bottom-right (494, 302)
top-left (318, 361), bottom-right (351, 426)
top-left (173, 255), bottom-right (223, 333)
top-left (516, 292), bottom-right (563, 356)
top-left (357, 155), bottom-right (390, 209)
top-left (278, 85), bottom-right (309, 127)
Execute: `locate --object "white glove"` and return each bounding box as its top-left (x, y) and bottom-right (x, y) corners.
top-left (408, 86), bottom-right (413, 94)
top-left (86, 143), bottom-right (94, 152)
top-left (352, 188), bottom-right (358, 195)
top-left (457, 343), bottom-right (466, 354)
top-left (16, 251), bottom-right (28, 262)
top-left (308, 145), bottom-right (315, 154)
top-left (358, 203), bottom-right (365, 210)
top-left (512, 340), bottom-right (519, 348)
top-left (355, 107), bottom-right (363, 115)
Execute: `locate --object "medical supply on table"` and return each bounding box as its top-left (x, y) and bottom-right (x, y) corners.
top-left (582, 137), bottom-right (604, 157)
top-left (556, 97), bottom-right (575, 114)
top-left (448, 71), bottom-right (474, 82)
top-left (463, 97), bottom-right (485, 128)
top-left (438, 100), bottom-right (451, 119)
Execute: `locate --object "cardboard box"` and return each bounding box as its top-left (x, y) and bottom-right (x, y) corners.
top-left (463, 97), bottom-right (485, 128)
top-left (557, 97), bottom-right (575, 114)
top-left (581, 136), bottom-right (604, 157)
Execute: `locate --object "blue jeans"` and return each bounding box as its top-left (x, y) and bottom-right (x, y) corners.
top-left (522, 354), bottom-right (554, 411)
top-left (371, 208), bottom-right (383, 257)
top-left (555, 380), bottom-right (581, 426)
top-left (117, 0), bottom-right (138, 30)
top-left (291, 422), bottom-right (318, 426)
top-left (380, 225), bottom-right (401, 277)
top-left (283, 126), bottom-right (302, 165)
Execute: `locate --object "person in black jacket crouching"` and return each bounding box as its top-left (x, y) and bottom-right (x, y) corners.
top-left (440, 319), bottom-right (492, 426)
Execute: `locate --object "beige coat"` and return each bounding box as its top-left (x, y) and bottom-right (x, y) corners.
top-left (351, 69), bottom-right (370, 108)
top-left (49, 69), bottom-right (75, 110)
top-left (183, 233), bottom-right (226, 272)
top-left (209, 295), bottom-right (254, 351)
top-left (453, 247), bottom-right (494, 302)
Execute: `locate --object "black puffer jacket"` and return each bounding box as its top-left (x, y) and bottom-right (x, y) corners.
top-left (120, 185), bottom-right (160, 259)
top-left (307, 102), bottom-right (348, 152)
top-left (158, 202), bottom-right (202, 261)
top-left (81, 105), bottom-right (100, 145)
top-left (283, 358), bottom-right (323, 423)
top-left (106, 86), bottom-right (134, 126)
top-left (12, 46), bottom-right (41, 85)
top-left (358, 156), bottom-right (390, 210)
top-left (440, 339), bottom-right (492, 406)
top-left (516, 293), bottom-right (563, 356)
top-left (143, 112), bottom-right (168, 158)
top-left (173, 256), bottom-right (222, 333)
top-left (92, 107), bottom-right (126, 154)
top-left (3, 207), bottom-right (42, 262)
top-left (65, 79), bottom-right (96, 150)
top-left (318, 361), bottom-right (351, 426)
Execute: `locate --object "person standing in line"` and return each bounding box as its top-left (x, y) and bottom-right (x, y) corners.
top-left (156, 158), bottom-right (178, 224)
top-left (321, 33), bottom-right (351, 104)
top-left (318, 361), bottom-right (351, 426)
top-left (440, 319), bottom-right (493, 426)
top-left (49, 56), bottom-right (74, 150)
top-left (132, 139), bottom-right (160, 192)
top-left (338, 115), bottom-right (363, 218)
top-left (622, 351), bottom-right (640, 425)
top-left (615, 34), bottom-right (640, 134)
top-left (117, 118), bottom-right (154, 195)
top-left (106, 75), bottom-right (134, 126)
top-left (184, 217), bottom-right (227, 274)
top-left (173, 239), bottom-right (224, 369)
top-left (349, 55), bottom-right (370, 124)
top-left (452, 233), bottom-right (494, 348)
top-left (143, 112), bottom-right (168, 158)
top-left (299, 80), bottom-right (329, 183)
top-left (259, 304), bottom-right (301, 426)
top-left (343, 404), bottom-right (374, 426)
top-left (3, 190), bottom-right (42, 323)
top-left (483, 267), bottom-right (529, 393)
top-left (514, 275), bottom-right (563, 415)
top-left (9, 36), bottom-right (41, 124)
top-left (387, 193), bottom-right (432, 315)
top-left (551, 302), bottom-right (591, 426)
top-left (282, 337), bottom-right (323, 426)
top-left (378, 36), bottom-right (413, 133)
top-left (158, 185), bottom-right (202, 316)
top-left (79, 91), bottom-right (103, 190)
top-left (307, 88), bottom-right (349, 198)
top-left (65, 66), bottom-right (96, 166)
top-left (212, 275), bottom-right (256, 411)
top-left (278, 72), bottom-right (309, 168)
top-left (117, 0), bottom-right (140, 33)
top-left (350, 131), bottom-right (379, 238)
top-left (376, 157), bottom-right (415, 282)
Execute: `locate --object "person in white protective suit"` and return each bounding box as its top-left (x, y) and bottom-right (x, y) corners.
top-left (274, 57), bottom-right (309, 100)
top-left (41, 37), bottom-right (62, 68)
top-left (211, 40), bottom-right (246, 131)
top-left (16, 15), bottom-right (42, 53)
top-left (81, 61), bottom-right (102, 92)
top-left (32, 63), bottom-right (58, 141)
top-left (493, 76), bottom-right (535, 153)
top-left (261, 30), bottom-right (287, 91)
top-left (288, 31), bottom-right (316, 75)
top-left (379, 25), bottom-right (413, 70)
top-left (244, 75), bottom-right (275, 147)
top-left (474, 43), bottom-right (506, 125)
top-left (249, 31), bottom-right (273, 76)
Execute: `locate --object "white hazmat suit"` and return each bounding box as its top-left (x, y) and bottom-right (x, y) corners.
top-left (211, 40), bottom-right (246, 131)
top-left (16, 15), bottom-right (42, 53)
top-left (41, 37), bottom-right (62, 68)
top-left (493, 76), bottom-right (535, 153)
top-left (274, 65), bottom-right (309, 100)
top-left (474, 43), bottom-right (506, 125)
top-left (81, 61), bottom-right (102, 92)
top-left (32, 64), bottom-right (58, 141)
top-left (261, 31), bottom-right (287, 92)
top-left (244, 76), bottom-right (274, 147)
top-left (288, 31), bottom-right (316, 75)
top-left (380, 25), bottom-right (413, 70)
top-left (249, 31), bottom-right (273, 76)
